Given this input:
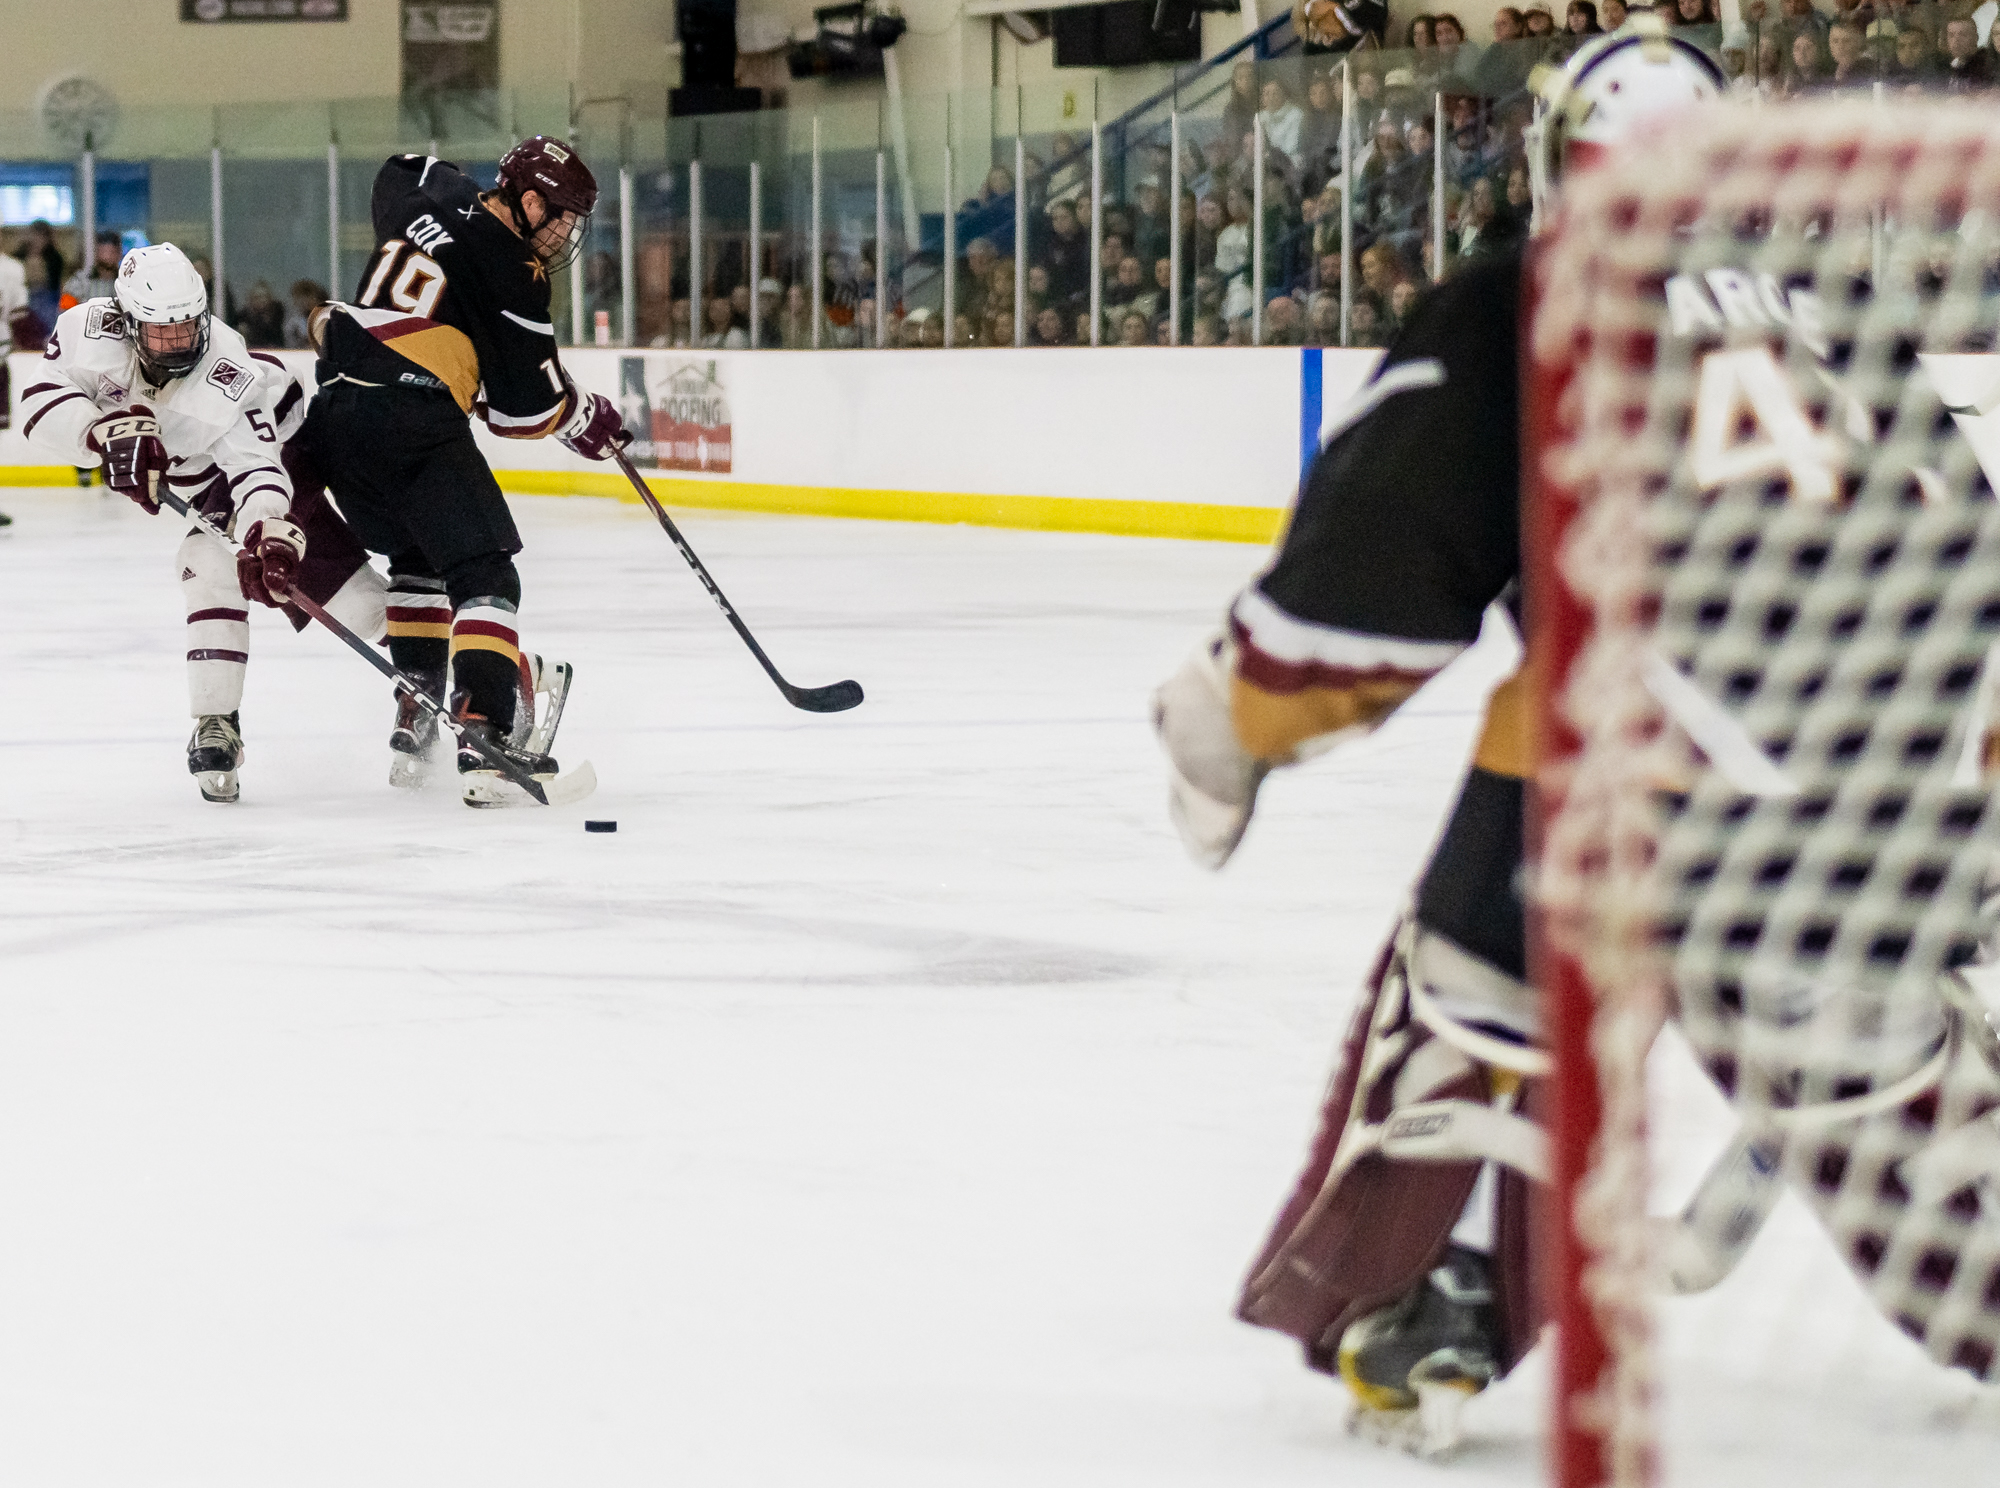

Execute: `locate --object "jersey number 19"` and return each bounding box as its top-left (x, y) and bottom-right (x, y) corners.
top-left (359, 239), bottom-right (447, 320)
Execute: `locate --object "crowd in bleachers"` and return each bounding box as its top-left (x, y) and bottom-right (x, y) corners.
top-left (4, 223), bottom-right (330, 355)
top-left (682, 0), bottom-right (1997, 350)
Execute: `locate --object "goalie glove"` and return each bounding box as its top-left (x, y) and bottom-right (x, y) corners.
top-left (1152, 630), bottom-right (1268, 870)
top-left (85, 405), bottom-right (170, 514)
top-left (556, 387), bottom-right (630, 461)
top-left (236, 518), bottom-right (307, 608)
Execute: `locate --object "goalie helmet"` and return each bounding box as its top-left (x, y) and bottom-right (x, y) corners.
top-left (114, 242), bottom-right (211, 383)
top-left (1526, 17), bottom-right (1726, 231)
top-left (495, 134), bottom-right (598, 272)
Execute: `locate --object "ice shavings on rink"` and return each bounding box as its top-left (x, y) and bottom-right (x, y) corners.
top-left (1, 488), bottom-right (1996, 1486)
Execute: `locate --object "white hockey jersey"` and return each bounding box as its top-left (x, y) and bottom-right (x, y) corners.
top-left (19, 300), bottom-right (306, 528)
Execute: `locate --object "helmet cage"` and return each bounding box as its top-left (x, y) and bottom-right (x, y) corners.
top-left (131, 314), bottom-right (210, 381)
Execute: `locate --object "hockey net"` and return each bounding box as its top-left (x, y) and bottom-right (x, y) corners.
top-left (1529, 103), bottom-right (2000, 1487)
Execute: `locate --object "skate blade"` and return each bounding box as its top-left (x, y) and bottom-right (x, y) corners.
top-left (196, 770), bottom-right (240, 803)
top-left (389, 750), bottom-right (435, 790)
top-left (462, 759), bottom-right (597, 809)
top-left (523, 661), bottom-right (572, 756)
top-left (1346, 1381), bottom-right (1475, 1462)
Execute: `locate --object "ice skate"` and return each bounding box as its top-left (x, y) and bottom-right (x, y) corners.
top-left (456, 709), bottom-right (564, 808)
top-left (1338, 1245), bottom-right (1500, 1461)
top-left (510, 653), bottom-right (573, 757)
top-left (187, 711), bottom-right (243, 803)
top-left (388, 669), bottom-right (445, 789)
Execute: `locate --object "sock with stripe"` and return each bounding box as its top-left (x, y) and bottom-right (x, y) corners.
top-left (450, 596), bottom-right (522, 734)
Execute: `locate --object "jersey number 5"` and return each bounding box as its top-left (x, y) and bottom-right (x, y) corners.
top-left (359, 238), bottom-right (447, 320)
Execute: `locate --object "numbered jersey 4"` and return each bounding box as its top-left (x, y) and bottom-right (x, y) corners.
top-left (20, 301), bottom-right (299, 521)
top-left (316, 154), bottom-right (573, 440)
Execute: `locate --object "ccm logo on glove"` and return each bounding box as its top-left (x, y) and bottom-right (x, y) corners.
top-left (86, 405), bottom-right (171, 513)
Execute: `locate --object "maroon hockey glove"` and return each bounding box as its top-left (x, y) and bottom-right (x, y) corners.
top-left (236, 518), bottom-right (307, 607)
top-left (556, 390), bottom-right (630, 461)
top-left (86, 405), bottom-right (170, 514)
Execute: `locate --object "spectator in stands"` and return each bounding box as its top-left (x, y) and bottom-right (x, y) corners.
top-left (1118, 309), bottom-right (1151, 345)
top-left (1505, 162), bottom-right (1532, 216)
top-left (1784, 28), bottom-right (1830, 93)
top-left (284, 279), bottom-right (329, 349)
top-left (1192, 194), bottom-right (1225, 273)
top-left (1599, 0), bottom-right (1627, 27)
top-left (1026, 262), bottom-right (1052, 314)
top-left (1106, 254), bottom-right (1152, 326)
top-left (1033, 305), bottom-right (1067, 346)
top-left (1316, 250), bottom-right (1343, 293)
top-left (63, 230), bottom-right (122, 304)
top-left (1041, 199), bottom-right (1090, 305)
top-left (1455, 175), bottom-right (1516, 259)
top-left (1215, 187), bottom-right (1254, 301)
top-left (1473, 10), bottom-right (1538, 96)
top-left (1132, 181), bottom-right (1170, 267)
top-left (14, 219), bottom-right (65, 333)
top-left (1941, 16), bottom-right (1995, 90)
top-left (1524, 3), bottom-right (1559, 40)
top-left (1263, 293), bottom-right (1304, 346)
top-left (1407, 14), bottom-right (1440, 80)
top-left (1259, 78), bottom-right (1306, 163)
top-left (1223, 63), bottom-right (1260, 148)
top-left (234, 280), bottom-right (285, 347)
top-left (1304, 291), bottom-right (1340, 346)
top-left (1389, 277), bottom-right (1420, 329)
top-left (1566, 1), bottom-right (1602, 37)
top-left (1191, 313), bottom-right (1224, 346)
top-left (1892, 23), bottom-right (1938, 84)
top-left (965, 166), bottom-right (1013, 216)
top-left (1825, 19), bottom-right (1877, 83)
top-left (780, 283), bottom-right (813, 348)
top-left (1349, 291), bottom-right (1387, 346)
top-left (985, 308), bottom-right (1013, 346)
top-left (1750, 30), bottom-right (1784, 89)
top-left (1433, 14), bottom-right (1469, 76)
top-left (1671, 0), bottom-right (1714, 26)
top-left (1074, 309), bottom-right (1096, 344)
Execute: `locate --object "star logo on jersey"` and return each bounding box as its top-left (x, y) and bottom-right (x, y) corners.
top-left (524, 257), bottom-right (547, 284)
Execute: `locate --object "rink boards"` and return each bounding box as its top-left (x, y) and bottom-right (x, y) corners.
top-left (0, 346), bottom-right (1383, 544)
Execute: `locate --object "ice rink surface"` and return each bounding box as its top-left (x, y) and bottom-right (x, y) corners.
top-left (3, 486), bottom-right (1998, 1487)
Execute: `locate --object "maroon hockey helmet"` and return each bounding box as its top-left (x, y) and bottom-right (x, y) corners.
top-left (495, 135), bottom-right (598, 269)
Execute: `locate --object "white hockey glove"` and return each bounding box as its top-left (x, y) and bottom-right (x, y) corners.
top-left (1152, 630), bottom-right (1268, 870)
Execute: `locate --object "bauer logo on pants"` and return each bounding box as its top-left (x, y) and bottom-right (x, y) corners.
top-left (617, 355), bottom-right (733, 474)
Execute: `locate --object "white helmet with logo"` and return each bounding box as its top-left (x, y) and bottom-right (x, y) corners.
top-left (114, 243), bottom-right (211, 381)
top-left (1527, 17), bottom-right (1726, 229)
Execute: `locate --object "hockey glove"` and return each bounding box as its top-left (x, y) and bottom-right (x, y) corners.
top-left (1152, 630), bottom-right (1269, 870)
top-left (556, 390), bottom-right (631, 461)
top-left (236, 518), bottom-right (307, 607)
top-left (86, 405), bottom-right (170, 514)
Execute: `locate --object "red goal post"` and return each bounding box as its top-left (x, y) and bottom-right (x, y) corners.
top-left (1528, 102), bottom-right (2000, 1488)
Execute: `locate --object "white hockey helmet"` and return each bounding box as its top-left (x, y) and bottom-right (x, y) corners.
top-left (114, 242), bottom-right (210, 382)
top-left (1526, 18), bottom-right (1726, 230)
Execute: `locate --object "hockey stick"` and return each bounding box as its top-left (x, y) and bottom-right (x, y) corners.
top-left (160, 493), bottom-right (588, 807)
top-left (610, 448), bottom-right (864, 713)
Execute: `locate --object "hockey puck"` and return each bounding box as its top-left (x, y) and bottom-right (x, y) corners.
top-left (584, 820), bottom-right (618, 833)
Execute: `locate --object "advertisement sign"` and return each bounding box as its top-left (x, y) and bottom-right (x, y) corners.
top-left (182, 0), bottom-right (348, 20)
top-left (617, 356), bottom-right (734, 474)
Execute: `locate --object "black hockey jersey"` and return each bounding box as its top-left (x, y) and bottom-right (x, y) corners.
top-left (1227, 242), bottom-right (1529, 976)
top-left (1228, 242), bottom-right (1524, 764)
top-left (316, 155), bottom-right (574, 438)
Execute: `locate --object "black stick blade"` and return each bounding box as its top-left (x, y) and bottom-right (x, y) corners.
top-left (788, 679), bottom-right (865, 713)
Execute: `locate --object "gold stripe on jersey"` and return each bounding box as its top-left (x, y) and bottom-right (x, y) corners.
top-left (1229, 673), bottom-right (1424, 763)
top-left (1472, 667), bottom-right (1533, 781)
top-left (374, 324), bottom-right (481, 412)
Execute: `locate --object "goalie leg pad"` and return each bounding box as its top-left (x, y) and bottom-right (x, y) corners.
top-left (1239, 919), bottom-right (1548, 1376)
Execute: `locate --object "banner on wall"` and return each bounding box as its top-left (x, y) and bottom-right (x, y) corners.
top-left (617, 356), bottom-right (734, 474)
top-left (182, 0), bottom-right (347, 18)
top-left (401, 2), bottom-right (499, 95)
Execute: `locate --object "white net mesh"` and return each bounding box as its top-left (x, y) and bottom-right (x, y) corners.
top-left (1532, 102), bottom-right (2000, 1485)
